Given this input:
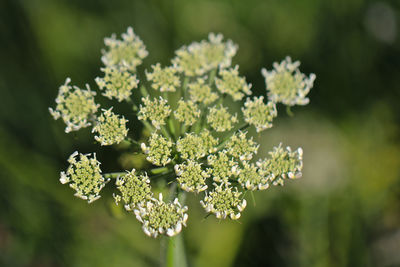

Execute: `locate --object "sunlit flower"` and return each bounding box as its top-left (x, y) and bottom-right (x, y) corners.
top-left (207, 105), bottom-right (238, 132)
top-left (242, 96), bottom-right (277, 132)
top-left (138, 96), bottom-right (171, 129)
top-left (172, 33), bottom-right (237, 76)
top-left (225, 131), bottom-right (259, 161)
top-left (199, 129), bottom-right (219, 153)
top-left (114, 169), bottom-right (152, 211)
top-left (175, 160), bottom-right (210, 193)
top-left (238, 162), bottom-right (269, 190)
top-left (188, 77), bottom-right (219, 105)
top-left (207, 150), bottom-right (240, 183)
top-left (101, 27), bottom-right (148, 71)
top-left (95, 66), bottom-right (139, 102)
top-left (215, 65), bottom-right (252, 101)
top-left (60, 151), bottom-right (109, 203)
top-left (176, 133), bottom-right (206, 160)
top-left (141, 132), bottom-right (173, 166)
top-left (261, 56), bottom-right (316, 106)
top-left (92, 108), bottom-right (128, 146)
top-left (49, 78), bottom-right (99, 133)
top-left (174, 100), bottom-right (201, 126)
top-left (201, 183), bottom-right (247, 220)
top-left (146, 63), bottom-right (181, 92)
top-left (257, 143), bottom-right (303, 186)
top-left (134, 193), bottom-right (188, 237)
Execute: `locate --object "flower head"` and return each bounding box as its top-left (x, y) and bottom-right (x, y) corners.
top-left (238, 162), bottom-right (269, 190)
top-left (92, 108), bottom-right (128, 146)
top-left (134, 194), bottom-right (188, 237)
top-left (101, 27), bottom-right (148, 71)
top-left (141, 132), bottom-right (173, 166)
top-left (114, 169), bottom-right (152, 211)
top-left (172, 33), bottom-right (237, 76)
top-left (174, 100), bottom-right (201, 126)
top-left (176, 133), bottom-right (205, 160)
top-left (215, 66), bottom-right (252, 101)
top-left (261, 56), bottom-right (316, 106)
top-left (225, 131), bottom-right (259, 161)
top-left (242, 96), bottom-right (277, 132)
top-left (207, 150), bottom-right (240, 183)
top-left (175, 160), bottom-right (209, 193)
top-left (188, 77), bottom-right (219, 105)
top-left (257, 144), bottom-right (303, 186)
top-left (201, 183), bottom-right (246, 220)
top-left (146, 63), bottom-right (181, 92)
top-left (60, 151), bottom-right (109, 203)
top-left (199, 129), bottom-right (219, 153)
top-left (49, 78), bottom-right (99, 133)
top-left (207, 105), bottom-right (238, 132)
top-left (95, 66), bottom-right (139, 102)
top-left (138, 96), bottom-right (171, 129)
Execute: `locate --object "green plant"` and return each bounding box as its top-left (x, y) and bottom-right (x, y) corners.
top-left (49, 27), bottom-right (315, 266)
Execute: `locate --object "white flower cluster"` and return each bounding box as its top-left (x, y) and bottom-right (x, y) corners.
top-left (114, 169), bottom-right (152, 211)
top-left (92, 108), bottom-right (128, 146)
top-left (102, 27), bottom-right (148, 71)
top-left (138, 96), bottom-right (171, 130)
top-left (134, 194), bottom-right (188, 237)
top-left (60, 152), bottom-right (109, 203)
top-left (257, 144), bottom-right (303, 186)
top-left (51, 27), bottom-right (315, 238)
top-left (201, 183), bottom-right (247, 220)
top-left (49, 78), bottom-right (99, 133)
top-left (95, 66), bottom-right (139, 102)
top-left (261, 56), bottom-right (316, 106)
top-left (172, 33), bottom-right (237, 76)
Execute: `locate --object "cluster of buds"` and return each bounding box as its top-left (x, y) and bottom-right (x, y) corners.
top-left (50, 27), bottom-right (315, 238)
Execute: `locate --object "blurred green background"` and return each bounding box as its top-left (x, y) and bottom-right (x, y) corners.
top-left (0, 0), bottom-right (399, 266)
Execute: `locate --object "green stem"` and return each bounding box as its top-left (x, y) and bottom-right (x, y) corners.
top-left (126, 137), bottom-right (141, 147)
top-left (150, 166), bottom-right (170, 175)
top-left (208, 69), bottom-right (217, 86)
top-left (165, 190), bottom-right (187, 267)
top-left (286, 105), bottom-right (294, 117)
top-left (103, 172), bottom-right (125, 179)
top-left (166, 233), bottom-right (187, 267)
